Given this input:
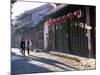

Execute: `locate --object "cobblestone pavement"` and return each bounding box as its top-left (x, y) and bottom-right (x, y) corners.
top-left (11, 48), bottom-right (83, 75)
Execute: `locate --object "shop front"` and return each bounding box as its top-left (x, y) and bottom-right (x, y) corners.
top-left (46, 5), bottom-right (96, 58)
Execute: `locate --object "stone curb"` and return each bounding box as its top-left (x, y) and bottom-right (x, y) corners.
top-left (45, 51), bottom-right (96, 70)
top-left (32, 49), bottom-right (96, 69)
top-left (46, 51), bottom-right (85, 62)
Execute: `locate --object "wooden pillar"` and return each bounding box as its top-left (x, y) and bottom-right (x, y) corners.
top-left (52, 24), bottom-right (56, 50)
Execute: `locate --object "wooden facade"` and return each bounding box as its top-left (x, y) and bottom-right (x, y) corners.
top-left (46, 5), bottom-right (96, 58)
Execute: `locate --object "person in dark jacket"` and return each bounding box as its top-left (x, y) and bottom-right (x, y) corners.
top-left (20, 39), bottom-right (25, 55)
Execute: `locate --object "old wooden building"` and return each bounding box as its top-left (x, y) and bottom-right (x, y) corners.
top-left (44, 4), bottom-right (96, 58)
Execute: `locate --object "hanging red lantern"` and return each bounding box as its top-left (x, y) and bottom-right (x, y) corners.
top-left (57, 17), bottom-right (61, 22)
top-left (60, 17), bottom-right (64, 22)
top-left (57, 17), bottom-right (63, 23)
top-left (59, 17), bottom-right (63, 22)
top-left (47, 20), bottom-right (50, 25)
top-left (53, 19), bottom-right (57, 24)
top-left (55, 19), bottom-right (58, 24)
top-left (51, 20), bottom-right (54, 25)
top-left (47, 19), bottom-right (53, 25)
top-left (62, 15), bottom-right (69, 21)
top-left (74, 10), bottom-right (81, 18)
top-left (67, 13), bottom-right (75, 20)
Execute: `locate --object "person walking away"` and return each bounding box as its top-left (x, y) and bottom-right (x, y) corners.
top-left (20, 39), bottom-right (25, 55)
top-left (26, 40), bottom-right (32, 55)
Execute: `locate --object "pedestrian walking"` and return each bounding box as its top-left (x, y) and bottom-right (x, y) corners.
top-left (20, 39), bottom-right (25, 55)
top-left (26, 40), bottom-right (32, 55)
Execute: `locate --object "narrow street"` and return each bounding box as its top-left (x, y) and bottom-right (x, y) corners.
top-left (11, 48), bottom-right (81, 74)
top-left (11, 2), bottom-right (96, 75)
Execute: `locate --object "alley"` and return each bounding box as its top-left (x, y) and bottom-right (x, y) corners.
top-left (10, 1), bottom-right (96, 75)
top-left (11, 48), bottom-right (81, 74)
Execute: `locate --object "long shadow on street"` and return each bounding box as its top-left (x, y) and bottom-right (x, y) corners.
top-left (11, 52), bottom-right (79, 75)
top-left (29, 55), bottom-right (79, 70)
top-left (11, 52), bottom-right (51, 75)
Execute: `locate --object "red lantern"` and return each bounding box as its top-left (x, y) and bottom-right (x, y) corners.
top-left (60, 17), bottom-right (64, 22)
top-left (55, 19), bottom-right (58, 24)
top-left (53, 19), bottom-right (57, 24)
top-left (57, 17), bottom-right (61, 22)
top-left (62, 15), bottom-right (69, 21)
top-left (57, 17), bottom-right (63, 22)
top-left (47, 19), bottom-right (53, 25)
top-left (51, 20), bottom-right (54, 25)
top-left (67, 13), bottom-right (75, 20)
top-left (47, 20), bottom-right (50, 25)
top-left (74, 10), bottom-right (81, 18)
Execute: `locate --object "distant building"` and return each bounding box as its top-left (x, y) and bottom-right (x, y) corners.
top-left (11, 3), bottom-right (56, 48)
